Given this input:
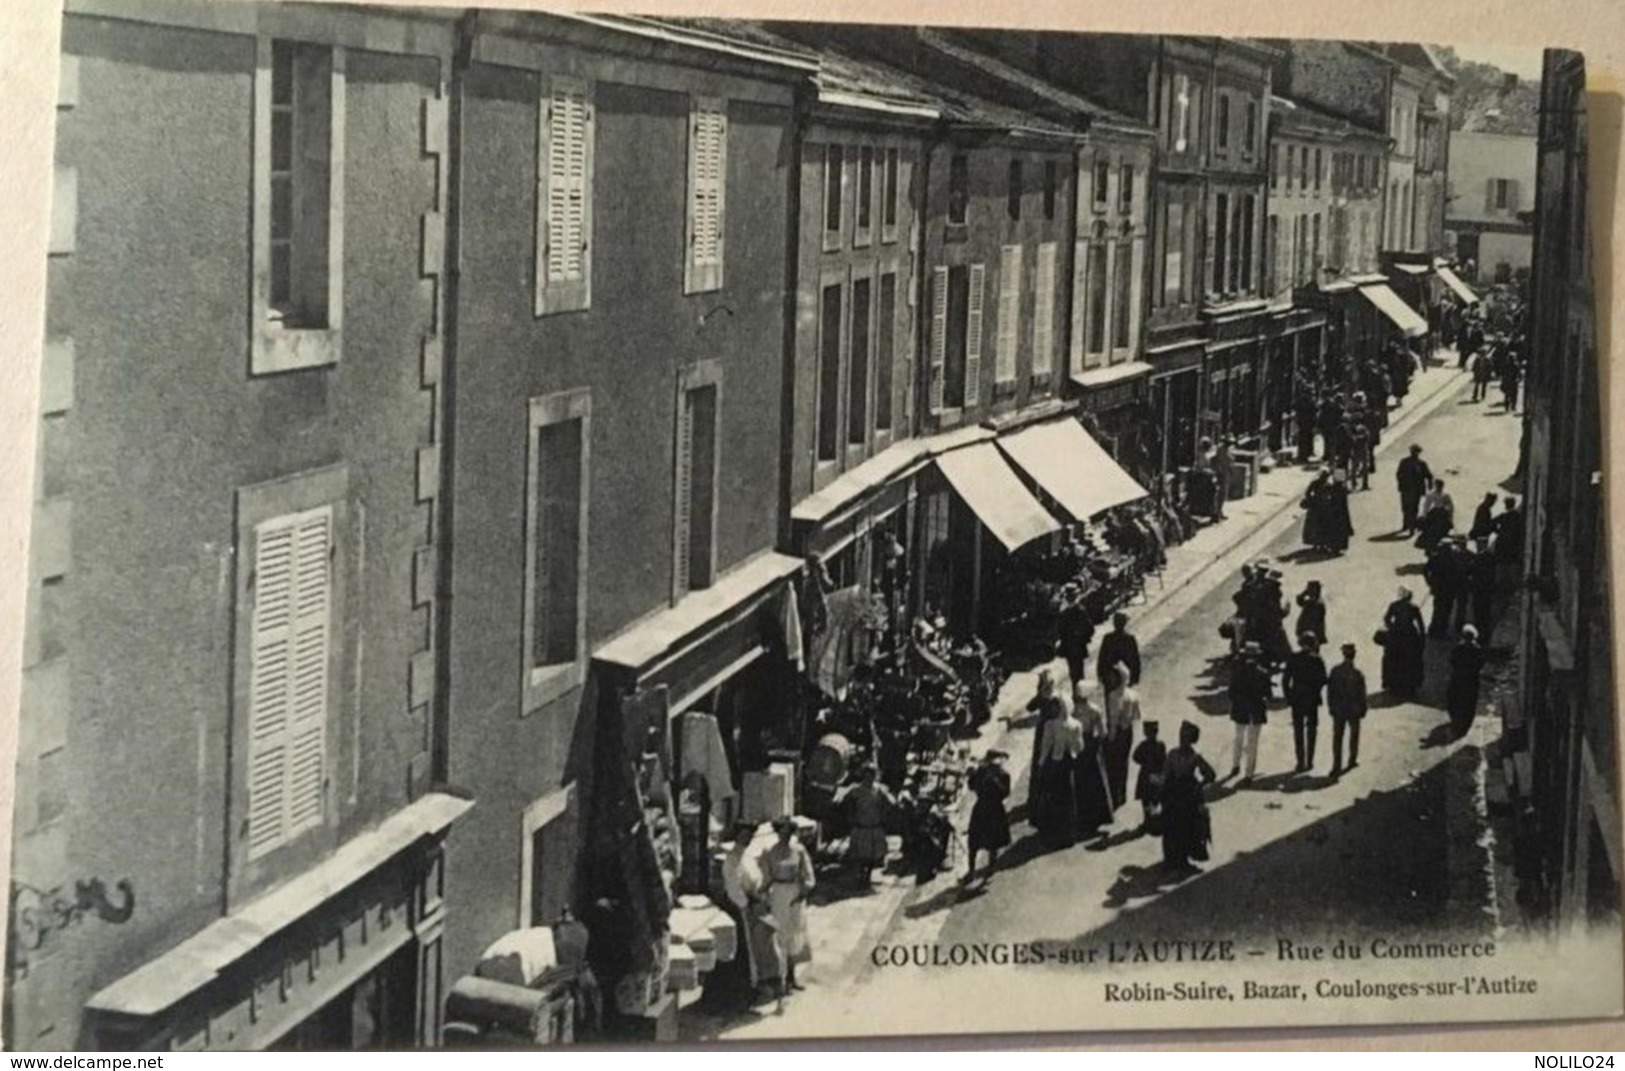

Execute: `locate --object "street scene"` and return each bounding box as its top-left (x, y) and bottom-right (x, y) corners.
top-left (5, 3), bottom-right (1614, 1052)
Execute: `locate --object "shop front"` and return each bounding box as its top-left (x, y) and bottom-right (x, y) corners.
top-left (85, 794), bottom-right (471, 1051)
top-left (1384, 255), bottom-right (1440, 358)
top-left (1260, 307), bottom-right (1326, 457)
top-left (1200, 306), bottom-right (1269, 446)
top-left (1145, 337), bottom-right (1207, 477)
top-left (1071, 362), bottom-right (1155, 490)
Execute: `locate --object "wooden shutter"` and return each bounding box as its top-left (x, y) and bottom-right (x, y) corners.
top-left (1033, 242), bottom-right (1056, 376)
top-left (1508, 179), bottom-right (1521, 212)
top-left (996, 245), bottom-right (1021, 383)
top-left (964, 263), bottom-right (986, 407)
top-left (929, 266), bottom-right (947, 413)
top-left (672, 392), bottom-right (695, 602)
top-left (1485, 178), bottom-right (1496, 213)
top-left (247, 505), bottom-right (332, 860)
top-left (686, 100), bottom-right (727, 293)
top-left (538, 78), bottom-right (593, 313)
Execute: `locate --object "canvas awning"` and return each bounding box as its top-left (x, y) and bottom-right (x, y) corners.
top-left (999, 418), bottom-right (1150, 522)
top-left (1437, 266), bottom-right (1481, 306)
top-left (1361, 283), bottom-right (1429, 338)
top-left (935, 442), bottom-right (1061, 552)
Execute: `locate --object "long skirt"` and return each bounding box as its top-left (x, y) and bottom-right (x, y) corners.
top-left (848, 825), bottom-right (889, 866)
top-left (739, 902), bottom-right (786, 989)
top-left (1161, 788), bottom-right (1212, 867)
top-left (1077, 741), bottom-right (1115, 831)
top-left (1447, 675), bottom-right (1482, 734)
top-left (766, 883), bottom-right (811, 965)
top-left (1382, 635), bottom-right (1426, 696)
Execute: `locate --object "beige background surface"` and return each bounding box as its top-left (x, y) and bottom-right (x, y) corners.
top-left (1, 0), bottom-right (1621, 1051)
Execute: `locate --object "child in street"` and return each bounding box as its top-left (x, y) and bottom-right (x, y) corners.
top-left (1131, 721), bottom-right (1168, 834)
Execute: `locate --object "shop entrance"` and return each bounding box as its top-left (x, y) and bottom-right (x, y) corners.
top-left (270, 944), bottom-right (418, 1051)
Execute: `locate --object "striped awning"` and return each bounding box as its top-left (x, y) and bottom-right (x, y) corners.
top-left (935, 442), bottom-right (1061, 552)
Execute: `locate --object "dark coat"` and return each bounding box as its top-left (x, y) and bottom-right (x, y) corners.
top-left (1327, 662), bottom-right (1368, 721)
top-left (1470, 500), bottom-right (1497, 540)
top-left (1295, 593), bottom-right (1327, 644)
top-left (1396, 455), bottom-right (1433, 498)
top-left (1097, 630), bottom-right (1142, 686)
top-left (967, 763), bottom-right (1013, 850)
top-left (1282, 650), bottom-right (1329, 709)
top-left (1229, 659), bottom-right (1273, 725)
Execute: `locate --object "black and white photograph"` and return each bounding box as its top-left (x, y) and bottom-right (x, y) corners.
top-left (1, 0), bottom-right (1619, 1050)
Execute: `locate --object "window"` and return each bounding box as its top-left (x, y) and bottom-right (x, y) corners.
top-left (1043, 160), bottom-right (1058, 220)
top-left (537, 77), bottom-right (594, 316)
top-left (930, 264), bottom-right (984, 412)
top-left (1093, 159), bottom-right (1110, 209)
top-left (848, 277), bottom-right (871, 444)
top-left (1111, 241), bottom-right (1131, 351)
top-left (1490, 178), bottom-right (1518, 211)
top-left (1119, 164), bottom-right (1133, 212)
top-left (1313, 148), bottom-right (1322, 192)
top-left (1216, 94), bottom-right (1230, 151)
top-left (1034, 242), bottom-right (1057, 376)
top-left (523, 390), bottom-right (589, 713)
top-left (1244, 100), bottom-right (1258, 155)
top-left (1087, 242), bottom-right (1108, 354)
top-left (948, 154), bottom-right (969, 226)
top-left (856, 146), bottom-right (874, 243)
top-left (1265, 213), bottom-right (1278, 293)
top-left (882, 148), bottom-right (900, 240)
top-left (1160, 195), bottom-right (1186, 306)
top-left (1172, 73), bottom-right (1192, 152)
top-left (255, 39), bottom-right (343, 374)
top-left (1270, 144), bottom-right (1279, 189)
top-left (995, 245), bottom-right (1022, 383)
top-left (1211, 192), bottom-right (1229, 295)
top-left (1298, 146), bottom-right (1309, 190)
top-left (1238, 194), bottom-right (1255, 292)
top-left (876, 273), bottom-right (896, 432)
top-left (824, 145), bottom-right (845, 247)
top-left (817, 282), bottom-right (842, 461)
top-left (684, 98), bottom-right (727, 294)
top-left (673, 368), bottom-right (720, 601)
top-left (1007, 159), bottom-right (1023, 220)
top-left (1311, 212), bottom-right (1321, 276)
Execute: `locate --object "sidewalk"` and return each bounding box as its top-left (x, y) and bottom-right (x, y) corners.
top-left (698, 359), bottom-right (1473, 1039)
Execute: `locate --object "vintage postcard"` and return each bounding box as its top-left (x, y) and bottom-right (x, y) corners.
top-left (2, 0), bottom-right (1618, 1049)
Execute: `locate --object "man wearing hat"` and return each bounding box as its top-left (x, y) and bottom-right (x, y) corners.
top-left (1281, 632), bottom-right (1329, 772)
top-left (1097, 611), bottom-right (1142, 687)
top-left (1395, 444), bottom-right (1434, 536)
top-left (1228, 641), bottom-right (1273, 783)
top-left (1424, 535), bottom-right (1465, 638)
top-left (1327, 643), bottom-right (1369, 776)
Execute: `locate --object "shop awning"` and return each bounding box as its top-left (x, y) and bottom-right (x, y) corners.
top-left (998, 418), bottom-right (1150, 522)
top-left (1361, 283), bottom-right (1429, 338)
top-left (1437, 265), bottom-right (1481, 306)
top-left (935, 442), bottom-right (1061, 552)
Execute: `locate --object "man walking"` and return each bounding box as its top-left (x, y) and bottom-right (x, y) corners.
top-left (1396, 444), bottom-right (1433, 536)
top-left (1097, 611), bottom-right (1142, 687)
top-left (1228, 642), bottom-right (1273, 783)
top-left (1327, 643), bottom-right (1369, 777)
top-left (1282, 634), bottom-right (1328, 773)
top-left (1424, 537), bottom-right (1463, 638)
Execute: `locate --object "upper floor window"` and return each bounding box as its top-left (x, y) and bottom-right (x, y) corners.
top-left (856, 146), bottom-right (875, 244)
top-left (948, 153), bottom-right (969, 226)
top-left (1298, 146), bottom-right (1309, 190)
top-left (1043, 159), bottom-right (1059, 220)
top-left (930, 263), bottom-right (984, 411)
top-left (1270, 144), bottom-right (1280, 190)
top-left (1119, 164), bottom-right (1134, 212)
top-left (1007, 158), bottom-right (1023, 221)
top-left (817, 281), bottom-right (843, 461)
top-left (1244, 100), bottom-right (1258, 156)
top-left (1092, 158), bottom-right (1110, 209)
top-left (684, 98), bottom-right (727, 294)
top-left (823, 144), bottom-right (845, 249)
top-left (537, 77), bottom-right (595, 316)
top-left (1489, 178), bottom-right (1520, 211)
top-left (523, 390), bottom-right (591, 712)
top-left (1216, 94), bottom-right (1231, 152)
top-left (882, 148), bottom-right (900, 240)
top-left (1313, 148), bottom-right (1322, 192)
top-left (1172, 73), bottom-right (1192, 153)
top-left (673, 366), bottom-right (721, 601)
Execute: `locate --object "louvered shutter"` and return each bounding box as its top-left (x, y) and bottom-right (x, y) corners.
top-left (1508, 179), bottom-right (1521, 212)
top-left (996, 245), bottom-right (1021, 383)
top-left (247, 505), bottom-right (331, 859)
top-left (929, 266), bottom-right (947, 413)
top-left (964, 263), bottom-right (986, 407)
top-left (673, 392), bottom-right (695, 601)
top-left (538, 78), bottom-right (593, 313)
top-left (1033, 242), bottom-right (1057, 376)
top-left (686, 100), bottom-right (727, 293)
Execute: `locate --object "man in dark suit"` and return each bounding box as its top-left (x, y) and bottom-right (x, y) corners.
top-left (1395, 444), bottom-right (1433, 535)
top-left (1056, 590), bottom-right (1096, 688)
top-left (1096, 612), bottom-right (1142, 686)
top-left (1327, 643), bottom-right (1369, 776)
top-left (1281, 634), bottom-right (1328, 773)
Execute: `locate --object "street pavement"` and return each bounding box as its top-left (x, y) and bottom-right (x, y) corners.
top-left (701, 362), bottom-right (1522, 1041)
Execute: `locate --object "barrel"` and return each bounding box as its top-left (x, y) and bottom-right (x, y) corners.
top-left (805, 733), bottom-right (854, 789)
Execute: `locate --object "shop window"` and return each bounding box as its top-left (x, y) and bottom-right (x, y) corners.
top-left (848, 276), bottom-right (872, 445)
top-left (673, 367), bottom-right (721, 601)
top-left (537, 76), bottom-right (594, 316)
top-left (856, 146), bottom-right (874, 245)
top-left (1119, 163), bottom-right (1133, 212)
top-left (1034, 242), bottom-right (1058, 377)
top-left (876, 272), bottom-right (896, 432)
top-left (995, 244), bottom-right (1022, 384)
top-left (1043, 159), bottom-right (1058, 220)
top-left (1007, 158), bottom-right (1023, 221)
top-left (882, 147), bottom-right (900, 240)
top-left (1087, 242), bottom-right (1108, 355)
top-left (823, 145), bottom-right (845, 249)
top-left (684, 97), bottom-right (727, 294)
top-left (1112, 240), bottom-right (1132, 351)
top-left (255, 39), bottom-right (343, 374)
top-left (817, 282), bottom-right (842, 461)
top-left (523, 390), bottom-right (590, 714)
top-left (1092, 158), bottom-right (1110, 209)
top-left (947, 153), bottom-right (969, 226)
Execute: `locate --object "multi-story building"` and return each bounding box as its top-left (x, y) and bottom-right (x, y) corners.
top-left (1388, 44), bottom-right (1455, 257)
top-left (8, 0), bottom-right (468, 1050)
top-left (1448, 127), bottom-right (1538, 284)
top-left (1513, 47), bottom-right (1616, 931)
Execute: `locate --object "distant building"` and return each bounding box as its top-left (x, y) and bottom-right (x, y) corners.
top-left (1448, 129), bottom-right (1538, 283)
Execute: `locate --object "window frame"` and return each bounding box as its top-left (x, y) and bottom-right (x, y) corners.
top-left (683, 95), bottom-right (729, 295)
top-left (1119, 162), bottom-right (1134, 213)
top-left (251, 37), bottom-right (345, 376)
top-left (535, 76), bottom-right (596, 317)
top-left (229, 463), bottom-right (349, 907)
top-left (1215, 92), bottom-right (1231, 153)
top-left (947, 152), bottom-right (970, 228)
top-left (521, 388), bottom-right (592, 716)
top-left (1092, 157), bottom-right (1110, 212)
top-left (815, 271), bottom-right (846, 467)
top-left (875, 267), bottom-right (899, 438)
top-left (672, 361), bottom-right (723, 602)
top-left (855, 145), bottom-right (876, 248)
top-left (881, 147), bottom-right (901, 243)
top-left (1007, 157), bottom-right (1024, 221)
top-left (822, 143), bottom-right (847, 252)
top-left (846, 268), bottom-right (875, 451)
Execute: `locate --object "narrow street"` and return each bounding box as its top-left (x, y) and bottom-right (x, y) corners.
top-left (714, 368), bottom-right (1521, 1041)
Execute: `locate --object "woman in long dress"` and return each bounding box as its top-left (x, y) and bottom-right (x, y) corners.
top-left (1024, 670), bottom-right (1066, 823)
top-left (760, 818), bottom-right (816, 993)
top-left (1101, 664), bottom-right (1141, 812)
top-left (721, 824), bottom-right (786, 1009)
top-left (1301, 470), bottom-right (1332, 551)
top-left (1447, 624), bottom-right (1487, 738)
top-left (964, 751), bottom-right (1013, 883)
top-left (1416, 479), bottom-right (1456, 552)
top-left (1161, 721), bottom-right (1217, 870)
top-left (1381, 586), bottom-right (1427, 698)
top-left (1071, 680), bottom-right (1116, 834)
top-left (1033, 691), bottom-right (1086, 845)
top-left (1323, 474), bottom-right (1354, 554)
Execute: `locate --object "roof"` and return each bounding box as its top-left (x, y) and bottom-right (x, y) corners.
top-left (1386, 41), bottom-right (1457, 84)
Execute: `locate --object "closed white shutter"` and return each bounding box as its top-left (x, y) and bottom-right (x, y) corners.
top-left (929, 266), bottom-right (947, 413)
top-left (672, 392), bottom-right (695, 601)
top-left (1033, 242), bottom-right (1057, 376)
top-left (964, 263), bottom-right (986, 407)
top-left (686, 100), bottom-right (727, 293)
top-left (995, 244), bottom-right (1021, 383)
top-left (247, 505), bottom-right (332, 859)
top-left (1173, 74), bottom-right (1190, 153)
top-left (538, 78), bottom-right (593, 312)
